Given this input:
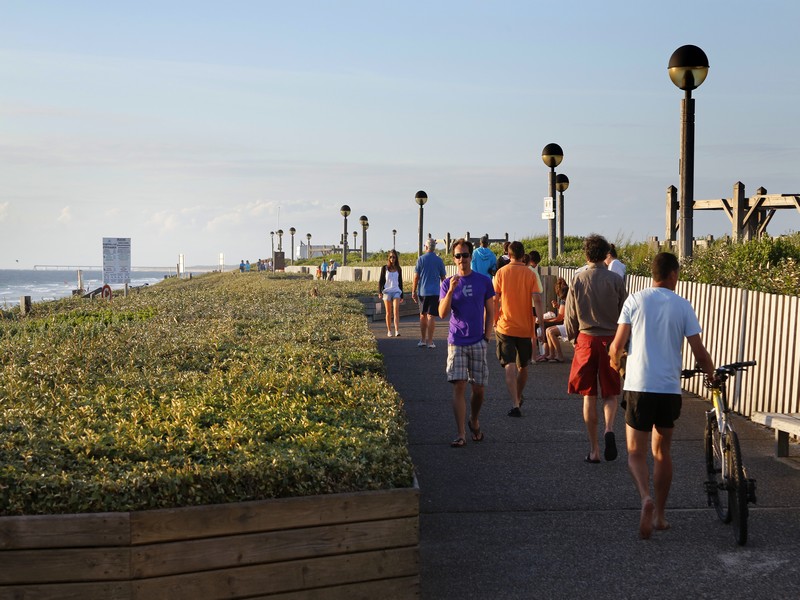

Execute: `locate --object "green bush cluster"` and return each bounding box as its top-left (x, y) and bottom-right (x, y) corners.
top-left (0, 273), bottom-right (414, 515)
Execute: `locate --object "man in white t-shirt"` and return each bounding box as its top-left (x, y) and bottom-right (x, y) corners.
top-left (609, 252), bottom-right (715, 540)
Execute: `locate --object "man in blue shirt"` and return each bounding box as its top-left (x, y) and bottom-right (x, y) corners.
top-left (470, 235), bottom-right (497, 278)
top-left (412, 238), bottom-right (447, 348)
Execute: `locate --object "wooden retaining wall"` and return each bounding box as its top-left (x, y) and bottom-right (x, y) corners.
top-left (0, 486), bottom-right (420, 599)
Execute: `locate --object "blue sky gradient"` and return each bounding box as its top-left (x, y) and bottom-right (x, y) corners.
top-left (2, 1), bottom-right (799, 267)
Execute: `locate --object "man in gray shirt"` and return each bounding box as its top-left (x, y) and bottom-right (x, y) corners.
top-left (565, 234), bottom-right (628, 464)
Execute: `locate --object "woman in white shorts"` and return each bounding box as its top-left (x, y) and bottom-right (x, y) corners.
top-left (378, 250), bottom-right (404, 337)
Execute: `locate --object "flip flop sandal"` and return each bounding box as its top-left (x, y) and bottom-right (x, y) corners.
top-left (467, 420), bottom-right (485, 442)
top-left (450, 437), bottom-right (466, 448)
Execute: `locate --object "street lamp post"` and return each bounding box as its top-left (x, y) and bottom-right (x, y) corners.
top-left (415, 190), bottom-right (428, 257)
top-left (359, 216), bottom-right (369, 262)
top-left (306, 233), bottom-right (311, 259)
top-left (556, 173), bottom-right (569, 256)
top-left (270, 231), bottom-right (275, 255)
top-left (276, 229), bottom-right (284, 253)
top-left (541, 144), bottom-right (564, 261)
top-left (289, 227), bottom-right (296, 265)
top-left (392, 229), bottom-right (397, 250)
top-left (340, 205), bottom-right (351, 265)
top-left (353, 231), bottom-right (358, 258)
top-left (669, 44), bottom-right (709, 260)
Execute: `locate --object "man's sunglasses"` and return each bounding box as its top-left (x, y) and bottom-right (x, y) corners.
top-left (453, 252), bottom-right (471, 259)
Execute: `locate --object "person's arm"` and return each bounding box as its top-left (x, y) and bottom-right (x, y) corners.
top-left (398, 269), bottom-right (404, 299)
top-left (687, 334), bottom-right (715, 379)
top-left (532, 292), bottom-right (545, 342)
top-left (564, 288), bottom-right (578, 342)
top-left (439, 276), bottom-right (458, 319)
top-left (483, 295), bottom-right (494, 340)
top-left (412, 273), bottom-right (420, 303)
top-left (609, 323), bottom-right (631, 372)
top-left (378, 266), bottom-right (386, 296)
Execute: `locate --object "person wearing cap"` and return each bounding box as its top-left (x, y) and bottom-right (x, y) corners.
top-left (471, 235), bottom-right (497, 279)
top-left (327, 259), bottom-right (338, 281)
top-left (412, 238), bottom-right (447, 348)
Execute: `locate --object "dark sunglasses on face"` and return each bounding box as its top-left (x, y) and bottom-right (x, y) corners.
top-left (453, 252), bottom-right (471, 259)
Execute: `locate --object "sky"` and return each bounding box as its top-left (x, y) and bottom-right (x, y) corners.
top-left (2, 0), bottom-right (799, 269)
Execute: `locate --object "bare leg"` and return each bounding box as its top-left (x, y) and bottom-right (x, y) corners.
top-left (469, 383), bottom-right (485, 430)
top-left (424, 314), bottom-right (436, 345)
top-left (452, 381), bottom-right (467, 440)
top-left (418, 313), bottom-right (426, 342)
top-left (603, 396), bottom-right (618, 434)
top-left (517, 365), bottom-right (528, 399)
top-left (583, 395), bottom-right (600, 460)
top-left (627, 424), bottom-right (655, 539)
top-left (546, 327), bottom-right (563, 360)
top-left (504, 363), bottom-right (520, 408)
top-left (384, 299), bottom-right (392, 334)
top-left (652, 425), bottom-right (674, 531)
top-left (392, 298), bottom-right (401, 335)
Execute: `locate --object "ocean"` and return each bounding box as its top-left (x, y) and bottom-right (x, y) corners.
top-left (0, 269), bottom-right (172, 307)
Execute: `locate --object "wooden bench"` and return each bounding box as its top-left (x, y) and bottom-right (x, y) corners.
top-left (752, 412), bottom-right (800, 457)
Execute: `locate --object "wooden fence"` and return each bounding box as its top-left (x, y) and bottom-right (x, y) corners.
top-left (0, 486), bottom-right (419, 599)
top-left (549, 267), bottom-right (800, 418)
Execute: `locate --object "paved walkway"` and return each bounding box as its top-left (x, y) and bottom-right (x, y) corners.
top-left (372, 315), bottom-right (800, 600)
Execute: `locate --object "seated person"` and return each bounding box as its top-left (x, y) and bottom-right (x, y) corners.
top-left (536, 277), bottom-right (568, 363)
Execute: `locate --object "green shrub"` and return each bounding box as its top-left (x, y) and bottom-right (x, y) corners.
top-left (0, 273), bottom-right (414, 515)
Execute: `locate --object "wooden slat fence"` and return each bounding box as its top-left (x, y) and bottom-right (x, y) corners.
top-left (547, 267), bottom-right (800, 418)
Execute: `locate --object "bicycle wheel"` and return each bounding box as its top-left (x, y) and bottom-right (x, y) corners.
top-left (704, 413), bottom-right (730, 523)
top-left (727, 430), bottom-right (749, 545)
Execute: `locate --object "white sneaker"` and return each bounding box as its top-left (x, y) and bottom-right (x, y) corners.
top-left (427, 342), bottom-right (436, 349)
top-left (394, 330), bottom-right (400, 337)
top-left (417, 340), bottom-right (426, 347)
top-left (387, 331), bottom-right (393, 337)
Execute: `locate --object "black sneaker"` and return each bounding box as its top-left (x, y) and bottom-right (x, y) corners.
top-left (507, 406), bottom-right (522, 417)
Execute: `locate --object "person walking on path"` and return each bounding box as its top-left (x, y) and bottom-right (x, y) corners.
top-left (439, 238), bottom-right (495, 447)
top-left (493, 241), bottom-right (545, 417)
top-left (495, 240), bottom-right (511, 273)
top-left (606, 244), bottom-right (627, 279)
top-left (565, 234), bottom-right (627, 463)
top-left (609, 252), bottom-right (715, 539)
top-left (327, 259), bottom-right (338, 281)
top-left (412, 238), bottom-right (447, 349)
top-left (320, 259), bottom-right (328, 281)
top-left (470, 235), bottom-right (497, 278)
top-left (379, 250), bottom-right (404, 338)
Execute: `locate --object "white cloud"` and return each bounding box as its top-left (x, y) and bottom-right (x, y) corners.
top-left (148, 210), bottom-right (180, 233)
top-left (57, 206), bottom-right (72, 223)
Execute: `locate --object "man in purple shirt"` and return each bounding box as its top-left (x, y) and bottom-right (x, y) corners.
top-left (439, 238), bottom-right (495, 448)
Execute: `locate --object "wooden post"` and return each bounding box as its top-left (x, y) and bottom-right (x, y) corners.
top-left (732, 181), bottom-right (747, 241)
top-left (124, 283), bottom-right (129, 297)
top-left (20, 296), bottom-right (32, 316)
top-left (666, 185), bottom-right (678, 242)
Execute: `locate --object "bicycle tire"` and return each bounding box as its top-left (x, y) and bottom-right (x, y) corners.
top-left (704, 414), bottom-right (730, 523)
top-left (728, 430), bottom-right (749, 545)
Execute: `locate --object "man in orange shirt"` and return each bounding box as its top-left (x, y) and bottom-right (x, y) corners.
top-left (493, 241), bottom-right (545, 416)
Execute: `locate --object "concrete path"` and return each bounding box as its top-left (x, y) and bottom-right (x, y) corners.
top-left (372, 315), bottom-right (800, 600)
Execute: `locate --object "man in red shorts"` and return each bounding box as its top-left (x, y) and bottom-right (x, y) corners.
top-left (565, 234), bottom-right (627, 463)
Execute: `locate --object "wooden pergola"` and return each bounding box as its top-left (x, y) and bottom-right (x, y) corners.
top-left (666, 181), bottom-right (800, 243)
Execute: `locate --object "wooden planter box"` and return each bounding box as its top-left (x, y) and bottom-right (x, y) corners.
top-left (0, 485), bottom-right (419, 599)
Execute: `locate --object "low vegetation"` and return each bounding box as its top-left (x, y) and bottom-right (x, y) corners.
top-left (0, 273), bottom-right (414, 515)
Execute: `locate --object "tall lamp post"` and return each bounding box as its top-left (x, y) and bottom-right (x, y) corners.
top-left (353, 231), bottom-right (358, 258)
top-left (541, 143), bottom-right (564, 261)
top-left (306, 233), bottom-right (311, 260)
top-left (340, 205), bottom-right (351, 265)
top-left (270, 231), bottom-right (275, 255)
top-left (392, 229), bottom-right (397, 250)
top-left (555, 173), bottom-right (569, 256)
top-left (276, 229), bottom-right (283, 252)
top-left (359, 216), bottom-right (369, 261)
top-left (669, 44), bottom-right (709, 260)
top-left (415, 190), bottom-right (428, 257)
top-left (289, 227), bottom-right (296, 265)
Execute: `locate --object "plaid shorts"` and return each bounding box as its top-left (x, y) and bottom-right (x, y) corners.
top-left (446, 339), bottom-right (489, 386)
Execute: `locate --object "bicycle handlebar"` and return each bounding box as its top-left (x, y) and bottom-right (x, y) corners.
top-left (681, 360), bottom-right (757, 379)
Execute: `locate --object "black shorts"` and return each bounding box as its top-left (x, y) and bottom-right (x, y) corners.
top-left (419, 295), bottom-right (440, 316)
top-left (624, 391), bottom-right (682, 431)
top-left (495, 332), bottom-right (533, 368)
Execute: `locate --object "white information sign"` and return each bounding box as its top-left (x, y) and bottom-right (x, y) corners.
top-left (103, 237), bottom-right (131, 284)
top-left (541, 211), bottom-right (555, 220)
top-left (544, 197), bottom-right (554, 212)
